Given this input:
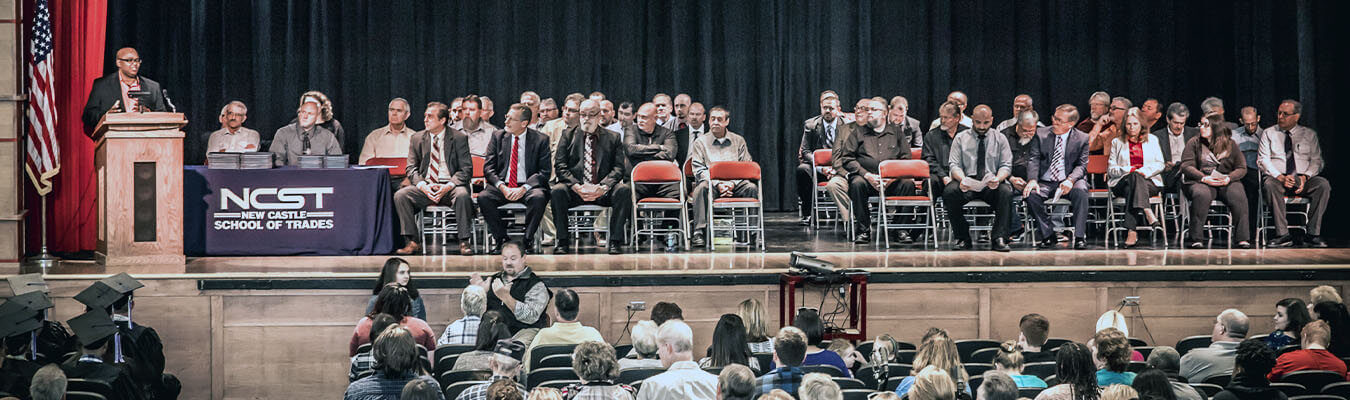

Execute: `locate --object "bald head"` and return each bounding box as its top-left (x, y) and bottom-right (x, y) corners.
top-left (114, 47), bottom-right (141, 79)
top-left (948, 91), bottom-right (968, 114)
top-left (636, 103), bottom-right (658, 133)
top-left (1013, 95), bottom-right (1034, 117)
top-left (579, 99), bottom-right (602, 132)
top-left (972, 105), bottom-right (994, 133)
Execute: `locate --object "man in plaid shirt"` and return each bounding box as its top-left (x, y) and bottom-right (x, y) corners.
top-left (455, 339), bottom-right (528, 400)
top-left (756, 327), bottom-right (808, 396)
top-left (439, 285), bottom-right (487, 346)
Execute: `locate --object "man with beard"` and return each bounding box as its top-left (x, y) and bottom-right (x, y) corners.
top-left (942, 105), bottom-right (1015, 252)
top-left (549, 99), bottom-right (632, 254)
top-left (834, 98), bottom-right (914, 244)
top-left (889, 96), bottom-right (923, 148)
top-left (798, 91), bottom-right (843, 226)
top-left (458, 95), bottom-right (498, 157)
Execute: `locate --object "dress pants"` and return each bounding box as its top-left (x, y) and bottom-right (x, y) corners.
top-left (549, 183), bottom-right (632, 246)
top-left (826, 175), bottom-right (853, 221)
top-left (394, 185), bottom-right (474, 241)
top-left (796, 163), bottom-right (820, 217)
top-left (477, 185), bottom-right (549, 246)
top-left (1111, 173), bottom-right (1160, 230)
top-left (1025, 179), bottom-right (1089, 240)
top-left (692, 180), bottom-right (758, 231)
top-left (941, 181), bottom-right (1013, 241)
top-left (1240, 172), bottom-right (1261, 240)
top-left (1262, 175), bottom-right (1331, 236)
top-left (848, 175), bottom-right (915, 234)
top-left (1184, 181), bottom-right (1250, 242)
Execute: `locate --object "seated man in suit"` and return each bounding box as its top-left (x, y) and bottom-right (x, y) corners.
top-left (1024, 104), bottom-right (1092, 250)
top-left (550, 99), bottom-right (632, 255)
top-left (63, 310), bottom-right (143, 400)
top-left (675, 102), bottom-right (708, 164)
top-left (689, 106), bottom-right (757, 248)
top-left (393, 102), bottom-right (475, 255)
top-left (1152, 102), bottom-right (1196, 195)
top-left (836, 98), bottom-right (914, 244)
top-left (478, 104), bottom-right (551, 254)
top-left (943, 105), bottom-right (1015, 252)
top-left (81, 47), bottom-right (168, 136)
top-left (796, 90), bottom-right (842, 226)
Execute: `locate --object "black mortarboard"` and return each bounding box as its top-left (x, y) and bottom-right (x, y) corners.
top-left (6, 273), bottom-right (49, 296)
top-left (67, 310), bottom-right (119, 348)
top-left (492, 339), bottom-right (526, 360)
top-left (74, 273), bottom-right (143, 310)
top-left (0, 301), bottom-right (42, 338)
top-left (7, 291), bottom-right (53, 312)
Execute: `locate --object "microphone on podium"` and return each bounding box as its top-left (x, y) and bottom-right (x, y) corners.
top-left (163, 89), bottom-right (177, 112)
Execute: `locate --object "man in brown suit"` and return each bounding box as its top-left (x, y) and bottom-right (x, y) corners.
top-left (394, 102), bottom-right (475, 255)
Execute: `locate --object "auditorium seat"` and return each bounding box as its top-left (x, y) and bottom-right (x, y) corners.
top-left (751, 352), bottom-right (774, 375)
top-left (619, 367), bottom-right (666, 385)
top-left (65, 379), bottom-right (114, 400)
top-left (955, 339), bottom-right (1001, 362)
top-left (1271, 382), bottom-right (1310, 397)
top-left (1285, 395), bottom-right (1346, 400)
top-left (1190, 383), bottom-right (1224, 398)
top-left (842, 389), bottom-right (876, 400)
top-left (833, 377), bottom-right (866, 390)
top-left (535, 379), bottom-right (582, 389)
top-left (963, 363), bottom-right (994, 377)
top-left (528, 344), bottom-right (578, 371)
top-left (1128, 337), bottom-right (1149, 347)
top-left (968, 375), bottom-right (984, 395)
top-left (876, 159), bottom-right (937, 247)
top-left (438, 369), bottom-right (490, 389)
top-left (537, 353), bottom-right (572, 368)
top-left (706, 161), bottom-right (765, 250)
top-left (1203, 374), bottom-right (1231, 387)
top-left (802, 364), bottom-right (846, 377)
top-left (1044, 338), bottom-right (1072, 351)
top-left (631, 160), bottom-right (689, 250)
top-left (969, 347), bottom-right (999, 364)
top-left (1279, 344), bottom-right (1303, 357)
top-left (811, 149), bottom-right (842, 228)
top-left (64, 392), bottom-right (107, 400)
top-left (1135, 346), bottom-right (1155, 359)
top-left (443, 380), bottom-right (486, 400)
top-left (894, 349), bottom-right (917, 364)
top-left (526, 367), bottom-right (579, 389)
top-left (1175, 335), bottom-right (1212, 356)
top-left (1321, 381), bottom-right (1350, 398)
top-left (1279, 370), bottom-right (1346, 393)
top-left (1128, 361), bottom-right (1148, 373)
top-left (1023, 361), bottom-right (1057, 379)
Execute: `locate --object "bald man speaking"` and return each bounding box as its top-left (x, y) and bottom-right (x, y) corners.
top-left (82, 47), bottom-right (169, 136)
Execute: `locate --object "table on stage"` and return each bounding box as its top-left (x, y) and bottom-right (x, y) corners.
top-left (183, 166), bottom-right (396, 256)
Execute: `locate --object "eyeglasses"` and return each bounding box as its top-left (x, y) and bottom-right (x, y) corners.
top-left (580, 111), bottom-right (601, 118)
top-left (118, 58), bottom-right (142, 64)
top-left (1277, 112), bottom-right (1298, 117)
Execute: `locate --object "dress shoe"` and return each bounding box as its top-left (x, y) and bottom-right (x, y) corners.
top-left (459, 242), bottom-right (474, 256)
top-left (1073, 238), bottom-right (1087, 250)
top-left (1307, 236), bottom-right (1329, 248)
top-left (553, 245), bottom-right (570, 255)
top-left (1269, 234), bottom-right (1296, 248)
top-left (1038, 237), bottom-right (1058, 249)
top-left (991, 238), bottom-right (1010, 252)
top-left (1236, 241), bottom-right (1252, 249)
top-left (952, 238), bottom-right (973, 250)
top-left (799, 216), bottom-right (812, 226)
top-left (1124, 231), bottom-right (1139, 248)
top-left (1188, 241), bottom-right (1205, 249)
top-left (608, 243), bottom-right (624, 255)
top-left (853, 232), bottom-right (871, 244)
top-left (489, 244), bottom-right (502, 255)
top-left (896, 231), bottom-right (913, 243)
top-left (690, 233), bottom-right (707, 248)
top-left (395, 241), bottom-right (421, 255)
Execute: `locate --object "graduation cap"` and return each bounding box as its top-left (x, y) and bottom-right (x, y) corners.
top-left (67, 309), bottom-right (119, 349)
top-left (0, 301), bottom-right (42, 338)
top-left (74, 273), bottom-right (143, 310)
top-left (6, 291), bottom-right (54, 313)
top-left (6, 273), bottom-right (49, 296)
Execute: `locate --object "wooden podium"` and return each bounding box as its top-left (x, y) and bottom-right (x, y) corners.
top-left (93, 112), bottom-right (188, 266)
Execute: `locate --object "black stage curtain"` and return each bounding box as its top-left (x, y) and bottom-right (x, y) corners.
top-left (106, 0), bottom-right (1350, 237)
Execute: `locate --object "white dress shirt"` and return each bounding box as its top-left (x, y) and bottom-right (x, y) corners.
top-left (1258, 124), bottom-right (1323, 177)
top-left (206, 127), bottom-right (261, 155)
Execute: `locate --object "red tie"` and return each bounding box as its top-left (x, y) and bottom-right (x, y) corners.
top-left (507, 136), bottom-right (520, 188)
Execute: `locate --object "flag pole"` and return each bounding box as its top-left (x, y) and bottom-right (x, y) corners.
top-left (23, 185), bottom-right (60, 273)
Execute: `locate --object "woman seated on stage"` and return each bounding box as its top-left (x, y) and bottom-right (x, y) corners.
top-left (350, 284), bottom-right (437, 356)
top-left (699, 314), bottom-right (761, 373)
top-left (1036, 342), bottom-right (1101, 400)
top-left (894, 329), bottom-right (970, 398)
top-left (1107, 109), bottom-right (1165, 247)
top-left (1265, 298), bottom-right (1311, 350)
top-left (451, 316), bottom-right (511, 373)
top-left (739, 299), bottom-right (775, 354)
top-left (365, 258), bottom-right (427, 321)
top-left (790, 309), bottom-right (852, 377)
top-left (1179, 113), bottom-right (1251, 249)
top-left (993, 340), bottom-right (1047, 389)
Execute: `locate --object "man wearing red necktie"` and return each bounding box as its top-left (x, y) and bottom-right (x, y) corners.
top-left (478, 104), bottom-right (552, 254)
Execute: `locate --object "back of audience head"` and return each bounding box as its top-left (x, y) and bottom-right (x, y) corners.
top-left (993, 340), bottom-right (1025, 374)
top-left (1130, 369), bottom-right (1176, 400)
top-left (1101, 384), bottom-right (1139, 400)
top-left (719, 364), bottom-right (756, 400)
top-left (400, 378), bottom-right (441, 400)
top-left (371, 284), bottom-right (414, 319)
top-left (572, 341), bottom-right (619, 383)
top-left (922, 327), bottom-right (950, 344)
top-left (1056, 342), bottom-right (1100, 399)
top-left (487, 378), bottom-right (523, 400)
top-left (709, 314), bottom-right (753, 368)
top-left (758, 389), bottom-right (795, 400)
top-left (1275, 297), bottom-right (1312, 339)
top-left (461, 285), bottom-right (487, 317)
top-left (1213, 309), bottom-right (1249, 341)
top-left (913, 331), bottom-right (967, 384)
top-left (1302, 319), bottom-right (1331, 349)
top-left (1311, 285), bottom-right (1343, 305)
top-left (554, 289), bottom-right (580, 322)
top-left (30, 364), bottom-right (66, 400)
top-left (1312, 301), bottom-right (1350, 330)
top-left (368, 313), bottom-right (400, 344)
top-left (1019, 313), bottom-right (1050, 349)
top-left (872, 334), bottom-right (899, 365)
top-left (1233, 338), bottom-right (1276, 380)
top-left (978, 370), bottom-right (1018, 400)
top-left (793, 309), bottom-right (825, 348)
top-left (526, 387), bottom-right (561, 400)
top-left (911, 365), bottom-right (957, 400)
top-left (476, 320), bottom-right (512, 352)
top-left (490, 340), bottom-right (525, 377)
top-left (799, 372), bottom-right (842, 400)
top-left (651, 302), bottom-right (683, 326)
top-left (630, 320), bottom-right (660, 359)
top-left (1144, 346), bottom-right (1181, 374)
top-left (774, 326), bottom-right (808, 368)
top-left (738, 298), bottom-right (771, 343)
top-left (1096, 310), bottom-right (1130, 337)
top-left (1093, 327), bottom-right (1131, 373)
top-left (373, 326), bottom-right (421, 377)
top-left (826, 338), bottom-right (859, 369)
top-left (656, 320), bottom-right (694, 366)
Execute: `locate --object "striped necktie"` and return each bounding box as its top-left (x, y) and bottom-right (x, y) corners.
top-left (428, 132), bottom-right (442, 184)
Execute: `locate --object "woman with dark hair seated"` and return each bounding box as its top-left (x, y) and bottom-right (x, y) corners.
top-left (1265, 298), bottom-right (1312, 350)
top-left (1130, 369), bottom-right (1178, 400)
top-left (1093, 328), bottom-right (1136, 385)
top-left (1311, 301), bottom-right (1350, 358)
top-left (1035, 342), bottom-right (1101, 400)
top-left (561, 341), bottom-right (635, 399)
top-left (789, 309), bottom-right (851, 377)
top-left (699, 314), bottom-right (761, 373)
top-left (350, 285), bottom-right (437, 356)
top-left (365, 258), bottom-right (427, 321)
top-left (452, 313), bottom-right (512, 372)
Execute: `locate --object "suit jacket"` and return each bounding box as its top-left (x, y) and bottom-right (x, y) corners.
top-left (1153, 126), bottom-right (1198, 187)
top-left (484, 128), bottom-right (551, 189)
top-left (674, 124), bottom-right (706, 163)
top-left (61, 359), bottom-right (145, 400)
top-left (799, 115), bottom-right (842, 164)
top-left (555, 125), bottom-right (627, 188)
top-left (406, 128), bottom-right (473, 187)
top-left (82, 73), bottom-right (168, 135)
top-left (1027, 127), bottom-right (1090, 184)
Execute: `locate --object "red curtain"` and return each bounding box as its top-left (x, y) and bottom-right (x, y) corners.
top-left (23, 0), bottom-right (106, 253)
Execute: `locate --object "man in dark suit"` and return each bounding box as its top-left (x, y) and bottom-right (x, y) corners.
top-left (796, 91), bottom-right (842, 226)
top-left (478, 104), bottom-right (552, 254)
top-left (393, 102), bottom-right (475, 255)
top-left (1152, 102), bottom-right (1197, 194)
top-left (82, 47), bottom-right (167, 136)
top-left (673, 102), bottom-right (708, 164)
top-left (550, 99), bottom-right (632, 255)
top-left (1024, 104), bottom-right (1092, 249)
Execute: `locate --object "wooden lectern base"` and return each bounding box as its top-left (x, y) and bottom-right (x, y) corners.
top-left (94, 112), bottom-right (188, 267)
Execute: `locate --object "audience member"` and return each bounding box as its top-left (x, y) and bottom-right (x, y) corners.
top-left (1211, 339), bottom-right (1287, 400)
top-left (978, 370), bottom-right (1019, 400)
top-left (789, 310), bottom-right (851, 377)
top-left (619, 321), bottom-right (664, 370)
top-left (718, 364), bottom-right (756, 400)
top-left (700, 314), bottom-right (761, 372)
top-left (826, 339), bottom-right (863, 373)
top-left (1265, 298), bottom-right (1311, 350)
top-left (993, 341), bottom-right (1047, 388)
top-left (0, 297), bottom-right (45, 399)
top-left (1100, 384), bottom-right (1138, 400)
top-left (484, 379), bottom-right (524, 400)
top-left (895, 330), bottom-right (968, 398)
top-left (560, 341), bottom-right (636, 399)
top-left (366, 258), bottom-right (428, 320)
top-left (798, 372), bottom-right (842, 400)
top-left (635, 320), bottom-right (717, 400)
top-left (400, 377), bottom-right (445, 400)
top-left (350, 285), bottom-right (437, 357)
top-left (1094, 311), bottom-right (1144, 361)
top-left (1179, 309), bottom-right (1248, 382)
top-left (351, 313), bottom-right (400, 382)
top-left (440, 285), bottom-right (488, 346)
top-left (471, 241), bottom-right (553, 345)
top-left (1310, 285), bottom-right (1342, 305)
top-left (1311, 301), bottom-right (1350, 357)
top-left (757, 326), bottom-right (807, 396)
top-left (1143, 346), bottom-right (1204, 400)
top-left (739, 299), bottom-right (774, 354)
top-left (1268, 320), bottom-right (1347, 380)
top-left (1180, 113), bottom-right (1252, 248)
top-left (455, 340), bottom-right (529, 400)
top-left (452, 317), bottom-right (512, 372)
top-left (909, 365), bottom-right (959, 400)
top-left (1018, 313), bottom-right (1055, 363)
top-left (525, 289), bottom-right (604, 368)
top-left (1034, 342), bottom-right (1099, 400)
top-left (651, 302), bottom-right (683, 327)
top-left (63, 310), bottom-right (142, 400)
top-left (757, 389), bottom-right (795, 400)
top-left (526, 387), bottom-right (562, 400)
top-left (1129, 369), bottom-right (1180, 400)
top-left (344, 327), bottom-right (442, 400)
top-left (1092, 328), bottom-right (1136, 385)
top-left (28, 364), bottom-right (66, 400)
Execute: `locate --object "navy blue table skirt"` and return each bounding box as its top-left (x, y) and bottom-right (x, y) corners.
top-left (184, 166), bottom-right (395, 256)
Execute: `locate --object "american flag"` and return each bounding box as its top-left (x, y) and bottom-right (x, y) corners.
top-left (25, 0), bottom-right (59, 195)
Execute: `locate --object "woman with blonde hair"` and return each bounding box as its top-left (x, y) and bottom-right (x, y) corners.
top-left (993, 340), bottom-right (1048, 388)
top-left (1100, 384), bottom-right (1139, 400)
top-left (739, 298), bottom-right (774, 353)
top-left (525, 387), bottom-right (562, 400)
top-left (1107, 109), bottom-right (1165, 247)
top-left (909, 366), bottom-right (958, 400)
top-left (1094, 310), bottom-right (1144, 361)
top-left (894, 332), bottom-right (969, 398)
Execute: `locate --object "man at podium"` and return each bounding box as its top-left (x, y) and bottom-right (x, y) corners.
top-left (81, 47), bottom-right (168, 135)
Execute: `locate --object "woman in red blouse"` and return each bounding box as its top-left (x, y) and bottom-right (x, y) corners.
top-left (1107, 110), bottom-right (1165, 247)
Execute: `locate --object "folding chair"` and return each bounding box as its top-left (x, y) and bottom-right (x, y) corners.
top-left (1105, 183), bottom-right (1168, 248)
top-left (1179, 199), bottom-right (1234, 249)
top-left (1086, 154), bottom-right (1113, 234)
top-left (876, 159), bottom-right (937, 247)
top-left (1257, 168), bottom-right (1311, 246)
top-left (631, 160), bottom-right (689, 251)
top-left (706, 161), bottom-right (765, 250)
top-left (812, 149), bottom-right (842, 228)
